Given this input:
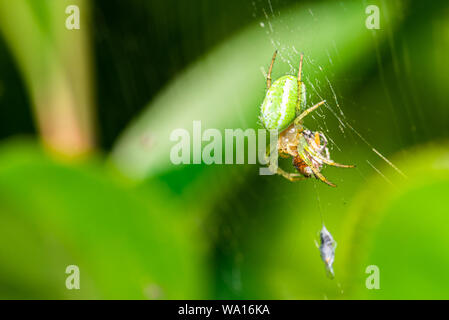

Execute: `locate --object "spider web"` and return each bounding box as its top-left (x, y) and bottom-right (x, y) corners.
top-left (213, 0), bottom-right (409, 299)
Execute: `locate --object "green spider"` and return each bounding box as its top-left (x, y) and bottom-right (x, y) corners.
top-left (260, 51), bottom-right (354, 187)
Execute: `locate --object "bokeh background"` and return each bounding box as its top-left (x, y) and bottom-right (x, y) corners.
top-left (0, 0), bottom-right (448, 299)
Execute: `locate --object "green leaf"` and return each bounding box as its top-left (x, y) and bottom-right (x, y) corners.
top-left (0, 139), bottom-right (208, 299)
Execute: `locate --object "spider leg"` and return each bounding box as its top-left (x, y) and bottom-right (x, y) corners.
top-left (298, 149), bottom-right (337, 187)
top-left (264, 146), bottom-right (307, 182)
top-left (314, 131), bottom-right (321, 146)
top-left (276, 167), bottom-right (308, 182)
top-left (313, 169), bottom-right (337, 187)
top-left (318, 132), bottom-right (328, 148)
top-left (294, 100), bottom-right (326, 127)
top-left (295, 53), bottom-right (305, 116)
top-left (314, 132), bottom-right (332, 160)
top-left (317, 132), bottom-right (330, 157)
top-left (304, 144), bottom-right (355, 168)
top-left (297, 52), bottom-right (304, 84)
top-left (267, 50), bottom-right (277, 89)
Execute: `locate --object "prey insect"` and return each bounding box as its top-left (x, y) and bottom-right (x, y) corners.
top-left (318, 225), bottom-right (337, 279)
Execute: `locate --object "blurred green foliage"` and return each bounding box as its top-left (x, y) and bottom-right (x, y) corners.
top-left (0, 140), bottom-right (208, 299)
top-left (341, 143), bottom-right (449, 299)
top-left (0, 0), bottom-right (448, 299)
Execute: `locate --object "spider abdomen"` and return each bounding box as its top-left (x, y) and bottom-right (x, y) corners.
top-left (260, 75), bottom-right (305, 132)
